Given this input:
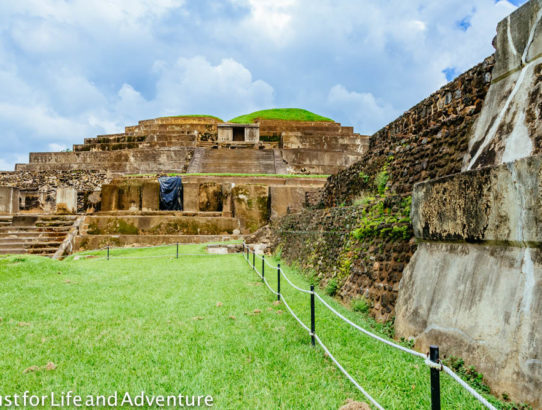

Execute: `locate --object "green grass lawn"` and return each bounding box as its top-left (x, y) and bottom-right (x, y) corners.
top-left (0, 246), bottom-right (501, 409)
top-left (229, 108), bottom-right (333, 124)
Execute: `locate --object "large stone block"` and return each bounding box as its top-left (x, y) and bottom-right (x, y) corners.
top-left (269, 186), bottom-right (317, 219)
top-left (232, 184), bottom-right (269, 233)
top-left (56, 187), bottom-right (77, 214)
top-left (198, 182), bottom-right (223, 212)
top-left (101, 179), bottom-right (160, 212)
top-left (396, 242), bottom-right (541, 407)
top-left (0, 187), bottom-right (19, 214)
top-left (182, 182), bottom-right (199, 212)
top-left (399, 153), bottom-right (542, 406)
top-left (412, 154), bottom-right (542, 244)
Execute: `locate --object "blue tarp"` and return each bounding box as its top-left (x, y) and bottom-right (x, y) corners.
top-left (159, 176), bottom-right (183, 211)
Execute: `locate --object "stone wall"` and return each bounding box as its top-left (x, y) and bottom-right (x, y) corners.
top-left (271, 56), bottom-right (495, 318)
top-left (321, 56), bottom-right (495, 207)
top-left (273, 195), bottom-right (414, 321)
top-left (0, 170), bottom-right (109, 213)
top-left (396, 154), bottom-right (542, 407)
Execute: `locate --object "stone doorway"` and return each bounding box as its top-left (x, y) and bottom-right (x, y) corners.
top-left (232, 127), bottom-right (245, 141)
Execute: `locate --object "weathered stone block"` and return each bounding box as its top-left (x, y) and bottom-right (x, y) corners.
top-left (56, 187), bottom-right (77, 214)
top-left (182, 182), bottom-right (199, 212)
top-left (198, 183), bottom-right (223, 212)
top-left (101, 179), bottom-right (160, 212)
top-left (232, 184), bottom-right (269, 233)
top-left (412, 154), bottom-right (542, 244)
top-left (269, 186), bottom-right (317, 219)
top-left (141, 181), bottom-right (160, 211)
top-left (0, 187), bottom-right (19, 214)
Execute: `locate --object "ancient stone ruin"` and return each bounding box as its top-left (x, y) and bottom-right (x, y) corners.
top-left (1, 0), bottom-right (541, 406)
top-left (0, 113), bottom-right (366, 256)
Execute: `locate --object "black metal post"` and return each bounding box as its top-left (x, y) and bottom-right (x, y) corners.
top-left (310, 285), bottom-right (315, 346)
top-left (430, 345), bottom-right (441, 410)
top-left (107, 246), bottom-right (110, 261)
top-left (176, 243), bottom-right (179, 259)
top-left (252, 250), bottom-right (255, 269)
top-left (277, 264), bottom-right (281, 301)
top-left (262, 255), bottom-right (265, 282)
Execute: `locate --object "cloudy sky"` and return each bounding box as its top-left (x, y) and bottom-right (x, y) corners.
top-left (0, 0), bottom-right (527, 170)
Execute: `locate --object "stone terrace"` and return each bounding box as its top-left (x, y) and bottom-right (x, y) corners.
top-left (14, 116), bottom-right (368, 176)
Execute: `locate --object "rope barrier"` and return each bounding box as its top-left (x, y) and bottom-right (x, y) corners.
top-left (313, 293), bottom-right (425, 359)
top-left (313, 334), bottom-right (384, 410)
top-left (280, 295), bottom-right (310, 333)
top-left (242, 244), bottom-right (498, 410)
top-left (252, 253), bottom-right (312, 294)
top-left (442, 365), bottom-right (497, 410)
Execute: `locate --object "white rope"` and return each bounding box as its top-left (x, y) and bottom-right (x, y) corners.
top-left (243, 253), bottom-right (495, 409)
top-left (251, 253), bottom-right (312, 294)
top-left (314, 293), bottom-right (425, 359)
top-left (442, 365), bottom-right (498, 410)
top-left (314, 334), bottom-right (384, 410)
top-left (280, 295), bottom-right (311, 333)
top-left (280, 270), bottom-right (313, 294)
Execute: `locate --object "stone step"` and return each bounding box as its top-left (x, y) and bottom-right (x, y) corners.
top-left (74, 138), bottom-right (198, 152)
top-left (0, 248), bottom-right (59, 255)
top-left (0, 226), bottom-right (73, 233)
top-left (84, 135), bottom-right (147, 145)
top-left (0, 233), bottom-right (66, 240)
top-left (0, 240), bottom-right (63, 247)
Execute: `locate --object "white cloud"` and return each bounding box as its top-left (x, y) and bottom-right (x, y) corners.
top-left (327, 85), bottom-right (399, 134)
top-left (0, 0), bottom-right (528, 170)
top-left (151, 56), bottom-right (274, 120)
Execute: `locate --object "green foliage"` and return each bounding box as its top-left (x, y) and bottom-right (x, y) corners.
top-left (229, 108), bottom-right (333, 124)
top-left (374, 169), bottom-right (389, 195)
top-left (358, 172), bottom-right (370, 183)
top-left (443, 357), bottom-right (490, 394)
top-left (351, 296), bottom-right (371, 313)
top-left (325, 279), bottom-right (339, 296)
top-left (353, 194), bottom-right (376, 207)
top-left (351, 196), bottom-right (412, 241)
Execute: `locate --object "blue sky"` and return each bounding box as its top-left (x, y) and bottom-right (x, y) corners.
top-left (0, 0), bottom-right (527, 170)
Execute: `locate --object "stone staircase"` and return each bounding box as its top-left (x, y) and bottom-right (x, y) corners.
top-left (186, 147), bottom-right (205, 173)
top-left (0, 215), bottom-right (77, 257)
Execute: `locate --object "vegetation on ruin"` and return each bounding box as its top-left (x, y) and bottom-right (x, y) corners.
top-left (229, 108), bottom-right (333, 124)
top-left (351, 196), bottom-right (412, 241)
top-left (0, 245), bottom-right (507, 409)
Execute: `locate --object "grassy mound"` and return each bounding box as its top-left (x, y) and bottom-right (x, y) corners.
top-left (0, 245), bottom-right (499, 408)
top-left (229, 108), bottom-right (333, 124)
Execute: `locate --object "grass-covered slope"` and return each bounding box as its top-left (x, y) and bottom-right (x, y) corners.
top-left (229, 108), bottom-right (333, 124)
top-left (0, 246), bottom-right (496, 408)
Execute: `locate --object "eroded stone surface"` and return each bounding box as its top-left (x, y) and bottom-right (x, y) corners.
top-left (412, 154), bottom-right (542, 244)
top-left (396, 242), bottom-right (542, 407)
